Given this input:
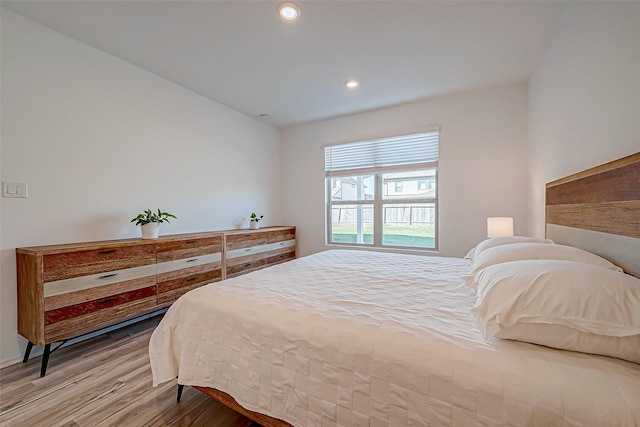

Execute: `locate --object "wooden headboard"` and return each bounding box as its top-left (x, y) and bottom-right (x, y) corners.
top-left (546, 152), bottom-right (640, 278)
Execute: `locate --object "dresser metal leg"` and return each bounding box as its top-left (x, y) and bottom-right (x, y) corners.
top-left (23, 342), bottom-right (34, 363)
top-left (177, 384), bottom-right (185, 402)
top-left (40, 344), bottom-right (51, 377)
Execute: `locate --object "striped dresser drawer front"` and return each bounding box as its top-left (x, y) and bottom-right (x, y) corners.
top-left (43, 245), bottom-right (156, 282)
top-left (226, 257), bottom-right (268, 278)
top-left (266, 229), bottom-right (295, 243)
top-left (44, 275), bottom-right (156, 311)
top-left (157, 251), bottom-right (223, 305)
top-left (157, 268), bottom-right (222, 295)
top-left (156, 253), bottom-right (221, 276)
top-left (45, 286), bottom-right (156, 325)
top-left (226, 239), bottom-right (296, 260)
top-left (44, 296), bottom-right (157, 343)
top-left (226, 232), bottom-right (267, 251)
top-left (157, 283), bottom-right (209, 306)
top-left (157, 268), bottom-right (222, 306)
top-left (157, 235), bottom-right (223, 263)
top-left (266, 250), bottom-right (296, 267)
top-left (44, 264), bottom-right (157, 298)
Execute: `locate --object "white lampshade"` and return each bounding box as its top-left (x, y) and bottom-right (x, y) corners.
top-left (487, 217), bottom-right (514, 238)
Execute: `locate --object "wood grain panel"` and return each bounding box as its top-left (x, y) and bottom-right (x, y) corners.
top-left (266, 229), bottom-right (295, 243)
top-left (157, 261), bottom-right (222, 283)
top-left (194, 386), bottom-right (292, 427)
top-left (45, 286), bottom-right (156, 325)
top-left (43, 245), bottom-right (156, 282)
top-left (17, 253), bottom-right (45, 345)
top-left (15, 238), bottom-right (151, 255)
top-left (157, 268), bottom-right (222, 294)
top-left (44, 264), bottom-right (157, 298)
top-left (157, 235), bottom-right (222, 262)
top-left (546, 153), bottom-right (639, 279)
top-left (225, 252), bottom-right (264, 267)
top-left (226, 233), bottom-right (267, 251)
top-left (44, 297), bottom-right (157, 343)
top-left (546, 162), bottom-right (639, 205)
top-left (546, 200), bottom-right (640, 238)
top-left (157, 282), bottom-right (212, 306)
top-left (226, 258), bottom-right (268, 278)
top-left (266, 251), bottom-right (296, 267)
top-left (547, 152), bottom-right (640, 188)
top-left (44, 275), bottom-right (156, 311)
top-left (262, 245), bottom-right (296, 259)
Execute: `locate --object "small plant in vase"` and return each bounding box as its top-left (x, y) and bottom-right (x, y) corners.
top-left (131, 209), bottom-right (177, 239)
top-left (250, 213), bottom-right (264, 230)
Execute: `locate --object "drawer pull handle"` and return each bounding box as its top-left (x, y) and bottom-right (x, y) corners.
top-left (98, 249), bottom-right (116, 254)
top-left (243, 262), bottom-right (252, 267)
top-left (187, 276), bottom-right (198, 282)
top-left (244, 248), bottom-right (252, 252)
top-left (99, 297), bottom-right (117, 304)
top-left (99, 273), bottom-right (117, 279)
top-left (186, 258), bottom-right (198, 263)
top-left (186, 240), bottom-right (197, 244)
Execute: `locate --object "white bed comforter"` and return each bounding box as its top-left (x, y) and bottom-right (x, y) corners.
top-left (149, 250), bottom-right (640, 426)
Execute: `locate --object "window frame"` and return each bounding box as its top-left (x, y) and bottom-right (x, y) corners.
top-left (326, 166), bottom-right (439, 251)
top-left (324, 128), bottom-right (440, 252)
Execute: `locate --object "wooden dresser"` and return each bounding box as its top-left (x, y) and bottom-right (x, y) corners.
top-left (16, 226), bottom-right (295, 376)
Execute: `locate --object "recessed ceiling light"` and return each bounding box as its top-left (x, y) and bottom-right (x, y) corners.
top-left (278, 2), bottom-right (301, 21)
top-left (345, 79), bottom-right (360, 89)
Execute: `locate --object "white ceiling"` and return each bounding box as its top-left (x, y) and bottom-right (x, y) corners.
top-left (1, 1), bottom-right (564, 128)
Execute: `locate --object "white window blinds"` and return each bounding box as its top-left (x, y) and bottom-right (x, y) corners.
top-left (324, 130), bottom-right (439, 177)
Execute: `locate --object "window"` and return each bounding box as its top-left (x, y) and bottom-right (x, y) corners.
top-left (325, 130), bottom-right (439, 250)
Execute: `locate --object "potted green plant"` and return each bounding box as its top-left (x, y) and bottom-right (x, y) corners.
top-left (250, 212), bottom-right (264, 230)
top-left (131, 209), bottom-right (177, 239)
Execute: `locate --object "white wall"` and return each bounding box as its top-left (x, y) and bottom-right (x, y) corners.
top-left (280, 83), bottom-right (530, 258)
top-left (0, 10), bottom-right (281, 366)
top-left (528, 2), bottom-right (640, 236)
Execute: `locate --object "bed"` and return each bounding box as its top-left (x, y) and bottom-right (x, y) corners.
top-left (150, 152), bottom-right (640, 426)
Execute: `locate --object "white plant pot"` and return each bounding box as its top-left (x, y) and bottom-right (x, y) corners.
top-left (250, 221), bottom-right (259, 230)
top-left (141, 222), bottom-right (160, 239)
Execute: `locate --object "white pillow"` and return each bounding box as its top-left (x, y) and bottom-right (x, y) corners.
top-left (471, 260), bottom-right (640, 364)
top-left (465, 243), bottom-right (623, 289)
top-left (464, 236), bottom-right (553, 261)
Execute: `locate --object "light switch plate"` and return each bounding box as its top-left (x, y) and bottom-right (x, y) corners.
top-left (2, 181), bottom-right (28, 198)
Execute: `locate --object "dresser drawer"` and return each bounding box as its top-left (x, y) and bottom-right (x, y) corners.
top-left (157, 235), bottom-right (222, 262)
top-left (266, 250), bottom-right (296, 267)
top-left (226, 254), bottom-right (268, 278)
top-left (226, 232), bottom-right (267, 251)
top-left (157, 267), bottom-right (222, 306)
top-left (44, 296), bottom-right (157, 343)
top-left (157, 268), bottom-right (222, 294)
top-left (157, 283), bottom-right (212, 306)
top-left (266, 229), bottom-right (295, 243)
top-left (44, 285), bottom-right (156, 325)
top-left (44, 274), bottom-right (156, 311)
top-left (43, 245), bottom-right (156, 282)
top-left (156, 252), bottom-right (222, 282)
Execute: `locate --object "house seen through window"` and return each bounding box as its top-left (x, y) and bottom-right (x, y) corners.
top-left (325, 129), bottom-right (439, 250)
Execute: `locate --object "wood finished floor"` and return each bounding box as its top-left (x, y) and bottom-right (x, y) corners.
top-left (0, 315), bottom-right (257, 427)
